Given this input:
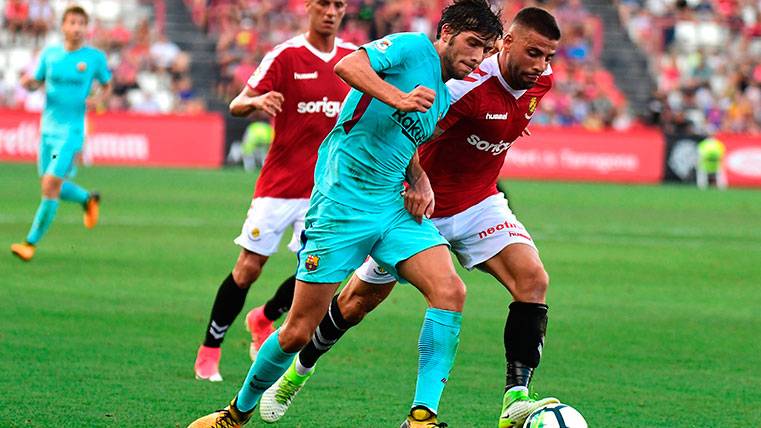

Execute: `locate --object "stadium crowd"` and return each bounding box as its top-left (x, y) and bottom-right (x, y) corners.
top-left (0, 0), bottom-right (204, 114)
top-left (188, 0), bottom-right (634, 129)
top-left (620, 0), bottom-right (761, 134)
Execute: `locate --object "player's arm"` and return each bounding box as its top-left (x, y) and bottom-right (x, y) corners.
top-left (229, 86), bottom-right (284, 118)
top-left (87, 81), bottom-right (112, 109)
top-left (20, 74), bottom-right (43, 91)
top-left (334, 50), bottom-right (434, 113)
top-left (404, 151), bottom-right (434, 223)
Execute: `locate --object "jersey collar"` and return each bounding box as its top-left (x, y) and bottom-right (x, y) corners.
top-left (300, 34), bottom-right (339, 63)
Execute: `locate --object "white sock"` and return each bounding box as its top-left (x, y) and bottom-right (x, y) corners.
top-left (507, 385), bottom-right (529, 394)
top-left (295, 355), bottom-right (314, 376)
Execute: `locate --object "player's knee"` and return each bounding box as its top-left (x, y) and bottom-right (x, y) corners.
top-left (277, 323), bottom-right (312, 352)
top-left (41, 176), bottom-right (62, 198)
top-left (232, 253), bottom-right (265, 287)
top-left (430, 276), bottom-right (467, 311)
top-left (514, 265), bottom-right (549, 303)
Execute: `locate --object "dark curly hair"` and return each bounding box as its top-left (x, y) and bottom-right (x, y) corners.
top-left (436, 0), bottom-right (504, 42)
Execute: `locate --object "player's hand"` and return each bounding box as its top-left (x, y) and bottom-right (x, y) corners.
top-left (404, 174), bottom-right (435, 224)
top-left (395, 86), bottom-right (435, 113)
top-left (20, 73), bottom-right (39, 91)
top-left (252, 91), bottom-right (284, 117)
top-left (86, 96), bottom-right (98, 110)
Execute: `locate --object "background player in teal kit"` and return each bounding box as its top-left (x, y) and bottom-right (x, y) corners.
top-left (11, 5), bottom-right (111, 262)
top-left (187, 1), bottom-right (503, 427)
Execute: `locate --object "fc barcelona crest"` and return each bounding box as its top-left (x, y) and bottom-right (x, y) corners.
top-left (305, 255), bottom-right (320, 271)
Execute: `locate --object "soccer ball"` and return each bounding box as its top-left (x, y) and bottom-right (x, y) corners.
top-left (523, 403), bottom-right (587, 428)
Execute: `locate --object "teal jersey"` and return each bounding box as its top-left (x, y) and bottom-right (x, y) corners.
top-left (34, 44), bottom-right (111, 141)
top-left (314, 32), bottom-right (450, 211)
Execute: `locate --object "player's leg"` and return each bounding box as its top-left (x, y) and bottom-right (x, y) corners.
top-left (696, 166), bottom-right (708, 190)
top-left (478, 244), bottom-right (559, 427)
top-left (260, 264), bottom-right (396, 422)
top-left (245, 274), bottom-right (295, 360)
top-left (373, 209), bottom-right (463, 426)
top-left (450, 194), bottom-right (556, 427)
top-left (195, 248), bottom-right (269, 381)
top-left (11, 139), bottom-right (72, 261)
top-left (195, 197), bottom-right (299, 381)
top-left (244, 202), bottom-right (308, 360)
top-left (189, 279), bottom-right (341, 428)
top-left (395, 245), bottom-right (465, 426)
top-left (189, 191), bottom-right (374, 426)
top-left (59, 175), bottom-right (100, 229)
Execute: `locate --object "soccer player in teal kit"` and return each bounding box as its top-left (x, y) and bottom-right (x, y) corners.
top-left (186, 1), bottom-right (503, 427)
top-left (11, 5), bottom-right (111, 262)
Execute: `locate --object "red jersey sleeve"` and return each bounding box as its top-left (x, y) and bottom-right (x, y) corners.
top-left (246, 49), bottom-right (287, 94)
top-left (437, 88), bottom-right (478, 132)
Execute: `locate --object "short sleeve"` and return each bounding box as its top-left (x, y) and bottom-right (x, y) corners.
top-left (247, 48), bottom-right (285, 94)
top-left (362, 32), bottom-right (428, 73)
top-left (33, 48), bottom-right (48, 81)
top-left (95, 50), bottom-right (112, 84)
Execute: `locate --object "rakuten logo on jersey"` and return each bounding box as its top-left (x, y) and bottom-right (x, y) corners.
top-left (467, 134), bottom-right (513, 156)
top-left (392, 110), bottom-right (427, 145)
top-left (297, 97), bottom-right (342, 118)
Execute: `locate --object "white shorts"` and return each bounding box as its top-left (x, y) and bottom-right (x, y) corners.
top-left (233, 197), bottom-right (309, 256)
top-left (356, 193), bottom-right (536, 284)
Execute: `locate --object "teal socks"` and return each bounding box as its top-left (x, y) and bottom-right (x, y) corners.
top-left (26, 198), bottom-right (59, 245)
top-left (60, 181), bottom-right (89, 205)
top-left (412, 308), bottom-right (463, 414)
top-left (237, 329), bottom-right (296, 412)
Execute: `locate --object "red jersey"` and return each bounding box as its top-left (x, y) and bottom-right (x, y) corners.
top-left (247, 34), bottom-right (355, 199)
top-left (420, 54), bottom-right (553, 217)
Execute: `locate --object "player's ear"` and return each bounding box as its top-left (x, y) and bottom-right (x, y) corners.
top-left (439, 24), bottom-right (453, 43)
top-left (502, 32), bottom-right (514, 52)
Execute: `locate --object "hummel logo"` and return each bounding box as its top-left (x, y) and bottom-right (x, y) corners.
top-left (294, 71), bottom-right (318, 80)
top-left (485, 113), bottom-right (508, 120)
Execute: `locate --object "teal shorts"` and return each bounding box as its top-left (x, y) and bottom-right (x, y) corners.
top-left (38, 134), bottom-right (83, 179)
top-left (295, 191), bottom-right (448, 284)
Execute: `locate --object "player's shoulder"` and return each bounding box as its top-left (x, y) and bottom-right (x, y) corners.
top-left (40, 43), bottom-right (64, 56)
top-left (262, 34), bottom-right (310, 61)
top-left (82, 45), bottom-right (108, 59)
top-left (335, 37), bottom-right (358, 53)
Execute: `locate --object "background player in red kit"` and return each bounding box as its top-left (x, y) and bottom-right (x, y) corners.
top-left (255, 8), bottom-right (563, 428)
top-left (193, 0), bottom-right (355, 382)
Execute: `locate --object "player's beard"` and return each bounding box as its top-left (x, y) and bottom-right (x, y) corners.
top-left (443, 41), bottom-right (469, 80)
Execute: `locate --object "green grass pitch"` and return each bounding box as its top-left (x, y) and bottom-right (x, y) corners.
top-left (1, 163), bottom-right (760, 427)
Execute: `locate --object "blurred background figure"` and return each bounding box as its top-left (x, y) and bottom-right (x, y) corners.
top-left (241, 119), bottom-right (273, 172)
top-left (697, 135), bottom-right (727, 189)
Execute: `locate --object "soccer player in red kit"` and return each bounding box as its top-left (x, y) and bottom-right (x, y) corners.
top-left (193, 0), bottom-right (355, 382)
top-left (257, 8), bottom-right (563, 428)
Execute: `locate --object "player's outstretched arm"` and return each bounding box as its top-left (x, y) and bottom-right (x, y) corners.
top-left (20, 74), bottom-right (43, 92)
top-left (229, 86), bottom-right (284, 118)
top-left (404, 151), bottom-right (434, 223)
top-left (334, 50), bottom-right (435, 113)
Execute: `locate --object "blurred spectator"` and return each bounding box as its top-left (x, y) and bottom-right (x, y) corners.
top-left (189, 0), bottom-right (632, 129)
top-left (620, 0), bottom-right (761, 133)
top-left (28, 0), bottom-right (54, 46)
top-left (4, 0), bottom-right (29, 43)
